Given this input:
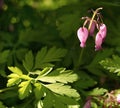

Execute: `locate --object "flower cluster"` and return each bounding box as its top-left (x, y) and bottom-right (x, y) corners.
top-left (83, 91), bottom-right (120, 108)
top-left (77, 7), bottom-right (107, 51)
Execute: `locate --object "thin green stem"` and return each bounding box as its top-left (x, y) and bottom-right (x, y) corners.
top-left (78, 48), bottom-right (84, 65)
top-left (74, 48), bottom-right (84, 70)
top-left (88, 7), bottom-right (103, 31)
top-left (0, 87), bottom-right (17, 93)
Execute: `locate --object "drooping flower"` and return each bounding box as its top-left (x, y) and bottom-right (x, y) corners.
top-left (83, 99), bottom-right (91, 108)
top-left (95, 32), bottom-right (103, 51)
top-left (77, 27), bottom-right (88, 48)
top-left (99, 24), bottom-right (107, 41)
top-left (89, 21), bottom-right (96, 36)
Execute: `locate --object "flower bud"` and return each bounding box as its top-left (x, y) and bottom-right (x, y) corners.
top-left (89, 21), bottom-right (96, 36)
top-left (77, 27), bottom-right (88, 48)
top-left (99, 24), bottom-right (107, 41)
top-left (95, 32), bottom-right (103, 51)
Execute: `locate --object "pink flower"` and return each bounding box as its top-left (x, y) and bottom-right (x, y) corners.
top-left (83, 100), bottom-right (91, 108)
top-left (95, 23), bottom-right (107, 51)
top-left (89, 21), bottom-right (96, 36)
top-left (116, 94), bottom-right (120, 103)
top-left (95, 32), bottom-right (103, 51)
top-left (99, 24), bottom-right (107, 41)
top-left (77, 27), bottom-right (88, 48)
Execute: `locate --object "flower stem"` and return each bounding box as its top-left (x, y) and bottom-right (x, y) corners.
top-left (88, 7), bottom-right (103, 31)
top-left (78, 48), bottom-right (84, 65)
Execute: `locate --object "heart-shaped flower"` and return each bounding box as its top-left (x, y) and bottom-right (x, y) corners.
top-left (77, 27), bottom-right (88, 48)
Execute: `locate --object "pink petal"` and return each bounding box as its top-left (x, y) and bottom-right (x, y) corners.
top-left (77, 27), bottom-right (88, 48)
top-left (99, 24), bottom-right (107, 40)
top-left (95, 32), bottom-right (103, 51)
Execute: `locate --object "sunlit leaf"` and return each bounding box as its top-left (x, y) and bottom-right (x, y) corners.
top-left (100, 55), bottom-right (120, 76)
top-left (8, 67), bottom-right (23, 75)
top-left (37, 68), bottom-right (78, 84)
top-left (45, 83), bottom-right (80, 99)
top-left (18, 80), bottom-right (32, 99)
top-left (7, 73), bottom-right (21, 87)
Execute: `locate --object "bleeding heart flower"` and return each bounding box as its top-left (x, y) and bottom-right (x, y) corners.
top-left (95, 32), bottom-right (103, 51)
top-left (99, 24), bottom-right (107, 41)
top-left (89, 21), bottom-right (96, 36)
top-left (77, 27), bottom-right (88, 48)
top-left (83, 99), bottom-right (91, 108)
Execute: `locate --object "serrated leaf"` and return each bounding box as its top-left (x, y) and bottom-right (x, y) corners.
top-left (41, 90), bottom-right (79, 108)
top-left (87, 88), bottom-right (108, 96)
top-left (34, 47), bottom-right (67, 69)
top-left (100, 55), bottom-right (120, 76)
top-left (45, 83), bottom-right (80, 99)
top-left (0, 50), bottom-right (10, 64)
top-left (18, 80), bottom-right (32, 99)
top-left (8, 67), bottom-right (23, 75)
top-left (38, 68), bottom-right (78, 84)
top-left (7, 73), bottom-right (21, 87)
top-left (23, 51), bottom-right (34, 71)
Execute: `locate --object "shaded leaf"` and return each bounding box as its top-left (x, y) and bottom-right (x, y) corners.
top-left (23, 50), bottom-right (34, 71)
top-left (0, 50), bottom-right (10, 64)
top-left (35, 47), bottom-right (67, 69)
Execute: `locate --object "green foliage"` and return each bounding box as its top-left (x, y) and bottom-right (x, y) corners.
top-left (87, 88), bottom-right (108, 96)
top-left (34, 47), bottom-right (67, 69)
top-left (6, 46), bottom-right (79, 107)
top-left (0, 0), bottom-right (120, 107)
top-left (100, 55), bottom-right (120, 76)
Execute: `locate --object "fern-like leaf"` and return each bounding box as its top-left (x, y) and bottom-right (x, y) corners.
top-left (100, 55), bottom-right (120, 76)
top-left (34, 47), bottom-right (67, 69)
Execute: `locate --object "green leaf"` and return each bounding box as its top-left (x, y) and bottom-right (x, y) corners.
top-left (7, 73), bottom-right (21, 87)
top-left (100, 55), bottom-right (120, 76)
top-left (18, 80), bottom-right (32, 99)
top-left (87, 88), bottom-right (108, 96)
top-left (57, 12), bottom-right (80, 39)
top-left (37, 68), bottom-right (78, 84)
top-left (45, 83), bottom-right (80, 99)
top-left (40, 89), bottom-right (79, 108)
top-left (0, 50), bottom-right (10, 64)
top-left (34, 83), bottom-right (45, 100)
top-left (8, 66), bottom-right (23, 75)
top-left (34, 47), bottom-right (67, 69)
top-left (23, 50), bottom-right (34, 71)
top-left (74, 71), bottom-right (97, 89)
